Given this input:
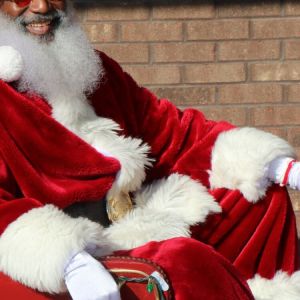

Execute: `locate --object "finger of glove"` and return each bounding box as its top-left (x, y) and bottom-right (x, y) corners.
top-left (65, 252), bottom-right (120, 300)
top-left (65, 266), bottom-right (120, 300)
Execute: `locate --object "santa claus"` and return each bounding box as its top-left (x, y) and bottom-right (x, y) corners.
top-left (0, 0), bottom-right (299, 299)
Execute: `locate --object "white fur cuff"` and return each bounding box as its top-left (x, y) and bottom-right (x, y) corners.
top-left (209, 127), bottom-right (295, 202)
top-left (0, 205), bottom-right (107, 294)
top-left (104, 173), bottom-right (221, 250)
top-left (247, 271), bottom-right (300, 300)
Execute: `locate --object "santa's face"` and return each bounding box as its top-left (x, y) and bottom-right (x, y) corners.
top-left (0, 0), bottom-right (66, 41)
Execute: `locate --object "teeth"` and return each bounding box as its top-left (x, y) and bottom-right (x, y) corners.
top-left (28, 22), bottom-right (50, 27)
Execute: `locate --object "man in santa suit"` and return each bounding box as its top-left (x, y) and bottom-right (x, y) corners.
top-left (0, 0), bottom-right (299, 299)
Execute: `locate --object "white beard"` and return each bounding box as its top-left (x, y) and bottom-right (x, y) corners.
top-left (0, 5), bottom-right (152, 198)
top-left (0, 5), bottom-right (102, 125)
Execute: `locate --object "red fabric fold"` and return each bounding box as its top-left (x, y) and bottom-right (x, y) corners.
top-left (0, 238), bottom-right (254, 300)
top-left (0, 52), bottom-right (298, 298)
top-left (0, 81), bottom-right (120, 211)
top-left (192, 185), bottom-right (299, 279)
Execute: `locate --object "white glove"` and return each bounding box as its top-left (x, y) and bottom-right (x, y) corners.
top-left (268, 157), bottom-right (300, 189)
top-left (64, 251), bottom-right (121, 300)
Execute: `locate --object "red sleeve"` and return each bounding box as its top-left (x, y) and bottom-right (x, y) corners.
top-left (0, 156), bottom-right (43, 234)
top-left (93, 52), bottom-right (235, 186)
top-left (130, 83), bottom-right (235, 185)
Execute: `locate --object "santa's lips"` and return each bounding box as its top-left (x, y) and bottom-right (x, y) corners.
top-left (26, 21), bottom-right (52, 35)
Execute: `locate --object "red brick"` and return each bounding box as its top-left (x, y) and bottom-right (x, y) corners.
top-left (290, 191), bottom-right (300, 212)
top-left (219, 40), bottom-right (280, 61)
top-left (123, 65), bottom-right (181, 85)
top-left (297, 148), bottom-right (300, 159)
top-left (217, 2), bottom-right (281, 17)
top-left (252, 19), bottom-right (300, 39)
top-left (152, 42), bottom-right (215, 63)
top-left (200, 106), bottom-right (247, 126)
top-left (95, 44), bottom-right (149, 64)
top-left (121, 22), bottom-right (183, 42)
top-left (285, 40), bottom-right (300, 59)
top-left (86, 6), bottom-right (150, 21)
top-left (295, 148), bottom-right (300, 162)
top-left (285, 2), bottom-right (300, 16)
top-left (184, 63), bottom-right (245, 84)
top-left (83, 24), bottom-right (118, 43)
top-left (150, 86), bottom-right (215, 106)
top-left (287, 127), bottom-right (300, 149)
top-left (251, 62), bottom-right (300, 81)
top-left (251, 105), bottom-right (300, 126)
top-left (187, 20), bottom-right (249, 41)
top-left (295, 213), bottom-right (300, 238)
top-left (74, 5), bottom-right (86, 22)
top-left (218, 84), bottom-right (282, 104)
top-left (287, 84), bottom-right (300, 102)
top-left (152, 3), bottom-right (215, 19)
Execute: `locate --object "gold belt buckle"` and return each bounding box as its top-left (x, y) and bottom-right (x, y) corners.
top-left (107, 191), bottom-right (133, 222)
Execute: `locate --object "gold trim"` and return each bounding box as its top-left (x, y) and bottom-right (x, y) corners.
top-left (109, 268), bottom-right (149, 277)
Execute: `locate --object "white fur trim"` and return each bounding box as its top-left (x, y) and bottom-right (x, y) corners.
top-left (0, 46), bottom-right (23, 82)
top-left (81, 117), bottom-right (152, 196)
top-left (104, 173), bottom-right (221, 250)
top-left (209, 127), bottom-right (295, 203)
top-left (0, 205), bottom-right (111, 294)
top-left (49, 95), bottom-right (152, 198)
top-left (247, 271), bottom-right (300, 300)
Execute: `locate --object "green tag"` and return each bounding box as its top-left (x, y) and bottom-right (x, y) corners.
top-left (147, 280), bottom-right (154, 293)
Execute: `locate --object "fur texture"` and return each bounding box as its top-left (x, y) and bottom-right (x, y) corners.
top-left (0, 7), bottom-right (102, 124)
top-left (0, 205), bottom-right (112, 294)
top-left (77, 117), bottom-right (153, 198)
top-left (0, 9), bottom-right (152, 198)
top-left (209, 127), bottom-right (295, 202)
top-left (247, 271), bottom-right (300, 300)
top-left (103, 173), bottom-right (221, 250)
top-left (0, 46), bottom-right (23, 82)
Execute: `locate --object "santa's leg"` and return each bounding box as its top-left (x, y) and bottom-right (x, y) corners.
top-left (192, 184), bottom-right (300, 299)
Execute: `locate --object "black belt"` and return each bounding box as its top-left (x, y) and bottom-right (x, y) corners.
top-left (64, 198), bottom-right (111, 227)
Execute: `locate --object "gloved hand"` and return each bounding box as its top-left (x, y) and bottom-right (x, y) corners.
top-left (64, 251), bottom-right (121, 300)
top-left (268, 157), bottom-right (300, 189)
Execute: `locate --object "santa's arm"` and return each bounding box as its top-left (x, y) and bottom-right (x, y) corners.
top-left (131, 83), bottom-right (296, 202)
top-left (0, 156), bottom-right (118, 296)
top-left (99, 53), bottom-right (296, 203)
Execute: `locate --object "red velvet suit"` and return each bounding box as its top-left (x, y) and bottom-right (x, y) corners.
top-left (0, 52), bottom-right (298, 299)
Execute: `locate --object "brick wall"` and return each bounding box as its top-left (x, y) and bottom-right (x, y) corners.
top-left (74, 0), bottom-right (300, 230)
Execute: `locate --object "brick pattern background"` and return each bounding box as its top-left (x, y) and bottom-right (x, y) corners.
top-left (74, 0), bottom-right (300, 232)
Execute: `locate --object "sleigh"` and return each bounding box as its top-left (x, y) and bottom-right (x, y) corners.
top-left (0, 256), bottom-right (172, 300)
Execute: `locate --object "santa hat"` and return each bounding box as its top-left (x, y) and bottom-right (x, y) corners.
top-left (0, 46), bottom-right (23, 82)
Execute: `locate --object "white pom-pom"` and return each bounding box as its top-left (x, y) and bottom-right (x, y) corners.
top-left (0, 46), bottom-right (23, 82)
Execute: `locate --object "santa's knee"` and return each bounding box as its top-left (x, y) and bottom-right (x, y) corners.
top-left (128, 238), bottom-right (254, 300)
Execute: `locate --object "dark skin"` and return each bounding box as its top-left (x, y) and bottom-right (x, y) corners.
top-left (0, 0), bottom-right (65, 38)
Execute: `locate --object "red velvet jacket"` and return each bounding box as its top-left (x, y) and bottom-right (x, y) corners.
top-left (0, 52), bottom-right (234, 234)
top-left (0, 51), bottom-right (299, 300)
